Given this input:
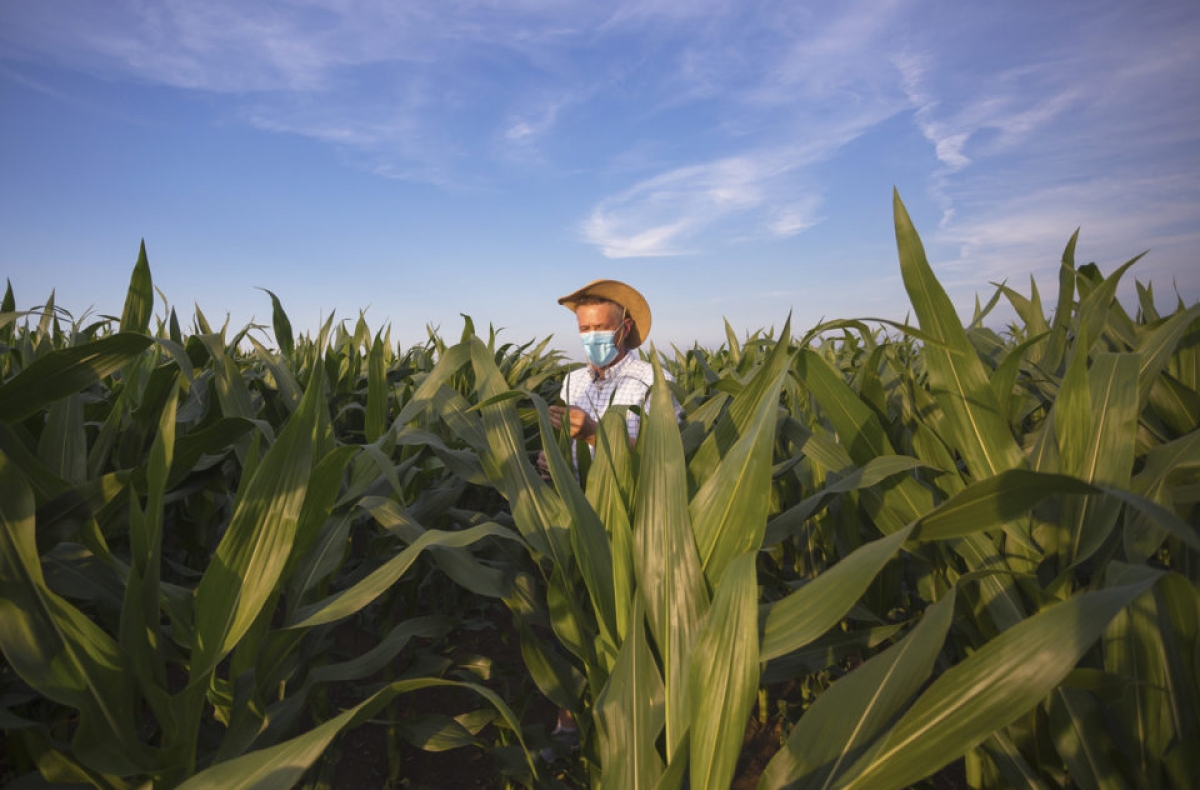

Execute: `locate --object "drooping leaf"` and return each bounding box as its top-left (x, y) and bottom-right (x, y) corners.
top-left (176, 678), bottom-right (533, 790)
top-left (0, 452), bottom-right (150, 775)
top-left (257, 287), bottom-right (294, 358)
top-left (759, 587), bottom-right (956, 790)
top-left (837, 575), bottom-right (1160, 790)
top-left (761, 526), bottom-right (913, 662)
top-left (0, 333), bottom-right (153, 423)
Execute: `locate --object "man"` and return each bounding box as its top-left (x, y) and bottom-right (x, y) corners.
top-left (537, 279), bottom-right (679, 753)
top-left (543, 279), bottom-right (680, 466)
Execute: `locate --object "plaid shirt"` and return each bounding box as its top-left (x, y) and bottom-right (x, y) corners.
top-left (560, 353), bottom-right (680, 441)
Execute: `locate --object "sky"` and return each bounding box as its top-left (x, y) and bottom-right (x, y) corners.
top-left (2, 0), bottom-right (1198, 356)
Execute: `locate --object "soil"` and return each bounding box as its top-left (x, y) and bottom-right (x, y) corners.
top-left (322, 605), bottom-right (967, 790)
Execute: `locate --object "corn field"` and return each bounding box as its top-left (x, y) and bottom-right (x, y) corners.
top-left (2, 193), bottom-right (1198, 790)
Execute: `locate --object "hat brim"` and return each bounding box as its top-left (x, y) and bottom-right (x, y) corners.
top-left (558, 279), bottom-right (651, 349)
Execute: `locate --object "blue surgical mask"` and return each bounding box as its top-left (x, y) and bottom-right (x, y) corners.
top-left (581, 330), bottom-right (619, 367)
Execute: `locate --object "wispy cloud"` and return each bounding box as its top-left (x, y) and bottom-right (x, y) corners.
top-left (766, 198), bottom-right (823, 238)
top-left (582, 149), bottom-right (833, 258)
top-left (884, 2), bottom-right (1200, 305)
top-left (579, 0), bottom-right (911, 258)
top-left (498, 90), bottom-right (583, 161)
top-left (0, 0), bottom-right (610, 184)
top-left (931, 174), bottom-right (1200, 298)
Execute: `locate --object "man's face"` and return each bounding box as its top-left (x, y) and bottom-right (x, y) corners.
top-left (575, 302), bottom-right (625, 336)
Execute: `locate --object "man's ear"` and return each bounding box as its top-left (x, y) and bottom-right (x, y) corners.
top-left (620, 315), bottom-right (634, 346)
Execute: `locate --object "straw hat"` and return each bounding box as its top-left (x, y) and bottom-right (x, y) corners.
top-left (557, 279), bottom-right (651, 349)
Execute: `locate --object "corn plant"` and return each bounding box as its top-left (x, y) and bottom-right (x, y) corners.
top-left (0, 246), bottom-right (536, 789)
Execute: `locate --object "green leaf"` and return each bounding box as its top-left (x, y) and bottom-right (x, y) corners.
top-left (190, 363), bottom-right (325, 680)
top-left (761, 526), bottom-right (913, 662)
top-left (119, 378), bottom-right (177, 719)
top-left (36, 393), bottom-right (87, 485)
top-left (913, 469), bottom-right (1095, 541)
top-left (892, 190), bottom-right (1024, 478)
top-left (764, 455), bottom-right (927, 547)
top-left (1048, 686), bottom-right (1125, 790)
top-left (34, 471), bottom-right (130, 551)
top-left (1136, 303), bottom-right (1200, 403)
top-left (991, 330), bottom-right (1051, 424)
top-left (119, 240), bottom-right (153, 335)
top-left (395, 714), bottom-right (483, 752)
top-left (690, 349), bottom-right (787, 585)
top-left (1102, 575), bottom-right (1176, 789)
top-left (1127, 430), bottom-right (1200, 561)
top-left (305, 617), bottom-right (454, 692)
top-left (595, 602), bottom-right (666, 790)
top-left (0, 451), bottom-right (149, 775)
top-left (759, 587), bottom-right (956, 790)
top-left (1064, 354), bottom-right (1140, 566)
top-left (837, 575), bottom-right (1160, 790)
top-left (689, 552), bottom-right (760, 790)
top-left (635, 354), bottom-right (709, 754)
top-left (257, 287), bottom-right (294, 358)
top-left (176, 678), bottom-right (532, 790)
top-left (1155, 574), bottom-right (1200, 789)
top-left (288, 522), bottom-right (522, 628)
top-left (589, 410), bottom-right (638, 641)
top-left (531, 395), bottom-right (619, 650)
top-left (688, 315), bottom-right (792, 488)
top-left (0, 333), bottom-right (153, 423)
top-left (365, 335), bottom-right (387, 442)
top-left (1077, 253), bottom-right (1143, 357)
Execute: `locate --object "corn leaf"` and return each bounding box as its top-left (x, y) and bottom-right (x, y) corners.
top-left (763, 455), bottom-right (926, 547)
top-left (1102, 578), bottom-right (1175, 790)
top-left (689, 551), bottom-right (760, 790)
top-left (288, 522), bottom-right (521, 627)
top-left (913, 469), bottom-right (1094, 541)
top-left (1048, 686), bottom-right (1125, 790)
top-left (258, 287), bottom-right (294, 358)
top-left (690, 353), bottom-right (786, 585)
top-left (190, 363), bottom-right (325, 680)
top-left (365, 335), bottom-right (387, 442)
top-left (595, 602), bottom-right (666, 790)
top-left (761, 526), bottom-right (913, 662)
top-left (893, 190), bottom-right (1023, 478)
top-left (0, 451), bottom-right (149, 775)
top-left (758, 586), bottom-right (957, 790)
top-left (635, 354), bottom-right (708, 753)
top-left (836, 575), bottom-right (1160, 790)
top-left (0, 333), bottom-right (153, 423)
top-left (119, 240), bottom-right (153, 335)
top-left (531, 395), bottom-right (620, 651)
top-left (1064, 354), bottom-right (1139, 565)
top-left (176, 679), bottom-right (532, 790)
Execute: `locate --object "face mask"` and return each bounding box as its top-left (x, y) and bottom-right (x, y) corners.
top-left (580, 330), bottom-right (619, 367)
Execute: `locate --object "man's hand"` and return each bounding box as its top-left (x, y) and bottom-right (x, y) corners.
top-left (549, 405), bottom-right (597, 444)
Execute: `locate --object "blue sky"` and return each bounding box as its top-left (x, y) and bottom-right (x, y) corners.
top-left (2, 0), bottom-right (1198, 355)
